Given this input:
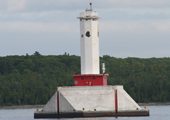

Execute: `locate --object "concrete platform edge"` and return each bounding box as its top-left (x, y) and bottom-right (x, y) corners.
top-left (34, 110), bottom-right (149, 119)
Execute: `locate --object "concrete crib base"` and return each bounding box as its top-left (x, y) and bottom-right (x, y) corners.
top-left (34, 110), bottom-right (149, 119)
top-left (34, 86), bottom-right (150, 119)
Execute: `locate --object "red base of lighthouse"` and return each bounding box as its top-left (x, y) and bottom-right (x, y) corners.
top-left (72, 74), bottom-right (109, 86)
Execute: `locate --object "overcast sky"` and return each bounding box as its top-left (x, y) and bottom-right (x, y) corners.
top-left (0, 0), bottom-right (170, 58)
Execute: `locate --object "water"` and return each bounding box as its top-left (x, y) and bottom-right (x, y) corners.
top-left (0, 105), bottom-right (170, 120)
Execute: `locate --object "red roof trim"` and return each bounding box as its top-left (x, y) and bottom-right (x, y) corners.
top-left (72, 74), bottom-right (109, 77)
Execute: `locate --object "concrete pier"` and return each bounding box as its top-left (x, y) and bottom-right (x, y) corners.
top-left (34, 85), bottom-right (149, 118)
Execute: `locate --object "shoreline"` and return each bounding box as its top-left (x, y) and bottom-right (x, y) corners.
top-left (138, 102), bottom-right (170, 106)
top-left (0, 105), bottom-right (44, 109)
top-left (0, 102), bottom-right (170, 109)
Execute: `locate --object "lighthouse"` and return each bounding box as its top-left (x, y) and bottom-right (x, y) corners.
top-left (34, 4), bottom-right (149, 118)
top-left (78, 3), bottom-right (100, 74)
top-left (72, 3), bottom-right (109, 86)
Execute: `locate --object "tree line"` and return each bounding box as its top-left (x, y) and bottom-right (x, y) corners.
top-left (0, 51), bottom-right (170, 106)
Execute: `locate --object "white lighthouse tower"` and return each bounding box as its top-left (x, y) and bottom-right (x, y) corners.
top-left (78, 3), bottom-right (100, 74)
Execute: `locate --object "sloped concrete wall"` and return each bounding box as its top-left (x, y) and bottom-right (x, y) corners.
top-left (59, 92), bottom-right (75, 113)
top-left (115, 86), bottom-right (141, 111)
top-left (43, 91), bottom-right (57, 113)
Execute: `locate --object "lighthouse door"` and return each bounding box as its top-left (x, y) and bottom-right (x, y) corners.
top-left (85, 77), bottom-right (93, 86)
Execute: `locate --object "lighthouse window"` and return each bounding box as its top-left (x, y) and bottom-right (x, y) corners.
top-left (86, 19), bottom-right (88, 21)
top-left (82, 77), bottom-right (84, 80)
top-left (75, 81), bottom-right (78, 84)
top-left (93, 77), bottom-right (95, 79)
top-left (81, 34), bottom-right (84, 38)
top-left (86, 31), bottom-right (91, 37)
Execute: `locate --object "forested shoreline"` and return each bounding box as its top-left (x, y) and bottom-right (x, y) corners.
top-left (0, 52), bottom-right (170, 106)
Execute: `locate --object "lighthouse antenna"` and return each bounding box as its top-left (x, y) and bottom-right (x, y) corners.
top-left (90, 3), bottom-right (92, 11)
top-left (102, 62), bottom-right (106, 74)
top-left (86, 3), bottom-right (93, 12)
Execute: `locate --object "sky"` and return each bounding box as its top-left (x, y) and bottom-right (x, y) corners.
top-left (0, 0), bottom-right (170, 58)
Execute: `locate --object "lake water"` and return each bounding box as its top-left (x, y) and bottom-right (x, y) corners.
top-left (0, 105), bottom-right (170, 120)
